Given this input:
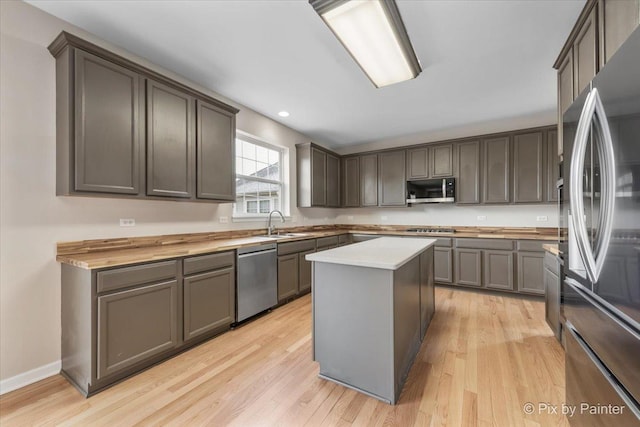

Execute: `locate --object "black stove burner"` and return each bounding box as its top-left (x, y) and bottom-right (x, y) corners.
top-left (406, 228), bottom-right (455, 234)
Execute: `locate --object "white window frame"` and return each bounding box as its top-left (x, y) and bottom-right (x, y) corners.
top-left (233, 131), bottom-right (288, 220)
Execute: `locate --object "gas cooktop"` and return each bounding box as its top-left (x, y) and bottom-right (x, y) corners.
top-left (406, 228), bottom-right (456, 234)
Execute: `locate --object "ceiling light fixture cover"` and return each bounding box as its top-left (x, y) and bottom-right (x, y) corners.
top-left (278, 111), bottom-right (290, 117)
top-left (310, 0), bottom-right (422, 88)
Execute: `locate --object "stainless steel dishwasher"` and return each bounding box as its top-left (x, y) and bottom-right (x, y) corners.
top-left (236, 243), bottom-right (278, 322)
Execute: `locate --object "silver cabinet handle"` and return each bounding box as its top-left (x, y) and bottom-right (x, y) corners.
top-left (569, 88), bottom-right (616, 283)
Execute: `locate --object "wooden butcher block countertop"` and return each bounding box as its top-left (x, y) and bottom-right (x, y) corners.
top-left (57, 225), bottom-right (557, 270)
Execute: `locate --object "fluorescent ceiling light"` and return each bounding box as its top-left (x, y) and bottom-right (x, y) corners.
top-left (278, 111), bottom-right (290, 117)
top-left (310, 0), bottom-right (422, 88)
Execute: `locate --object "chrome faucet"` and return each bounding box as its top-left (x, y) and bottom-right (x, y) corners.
top-left (267, 210), bottom-right (285, 236)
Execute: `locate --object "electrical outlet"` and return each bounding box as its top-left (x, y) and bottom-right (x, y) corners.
top-left (536, 215), bottom-right (548, 222)
top-left (119, 218), bottom-right (135, 227)
top-left (477, 215), bottom-right (486, 221)
top-left (292, 216), bottom-right (297, 223)
top-left (219, 216), bottom-right (228, 223)
top-left (347, 216), bottom-right (354, 221)
top-left (381, 215), bottom-right (388, 221)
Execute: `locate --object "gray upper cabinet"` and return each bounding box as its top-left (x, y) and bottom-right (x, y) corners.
top-left (196, 100), bottom-right (235, 201)
top-left (482, 136), bottom-right (510, 204)
top-left (342, 156), bottom-right (360, 207)
top-left (67, 49), bottom-right (142, 195)
top-left (360, 154), bottom-right (378, 207)
top-left (430, 144), bottom-right (454, 177)
top-left (574, 5), bottom-right (599, 98)
top-left (599, 0), bottom-right (640, 67)
top-left (546, 130), bottom-right (559, 202)
top-left (513, 132), bottom-right (544, 203)
top-left (457, 140), bottom-right (481, 204)
top-left (49, 32), bottom-right (238, 203)
top-left (406, 147), bottom-right (428, 180)
top-left (326, 153), bottom-right (340, 207)
top-left (146, 79), bottom-right (194, 198)
top-left (378, 150), bottom-right (406, 207)
top-left (311, 148), bottom-right (327, 206)
top-left (558, 49), bottom-right (575, 115)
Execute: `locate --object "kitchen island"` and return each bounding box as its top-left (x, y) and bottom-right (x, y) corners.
top-left (306, 237), bottom-right (436, 404)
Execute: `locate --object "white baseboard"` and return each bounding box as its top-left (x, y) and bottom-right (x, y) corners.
top-left (0, 360), bottom-right (61, 395)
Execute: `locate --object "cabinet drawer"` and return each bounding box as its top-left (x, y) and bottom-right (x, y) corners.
top-left (183, 251), bottom-right (234, 275)
top-left (316, 236), bottom-right (339, 249)
top-left (455, 238), bottom-right (514, 250)
top-left (434, 238), bottom-right (452, 247)
top-left (544, 252), bottom-right (560, 276)
top-left (97, 260), bottom-right (177, 294)
top-left (278, 239), bottom-right (316, 256)
top-left (517, 240), bottom-right (545, 252)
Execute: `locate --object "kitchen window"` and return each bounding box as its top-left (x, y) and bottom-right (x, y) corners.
top-left (234, 134), bottom-right (284, 218)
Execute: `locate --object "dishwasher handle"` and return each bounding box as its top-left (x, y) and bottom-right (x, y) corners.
top-left (237, 243), bottom-right (277, 257)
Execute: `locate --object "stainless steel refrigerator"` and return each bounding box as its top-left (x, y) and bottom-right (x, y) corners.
top-left (560, 26), bottom-right (640, 426)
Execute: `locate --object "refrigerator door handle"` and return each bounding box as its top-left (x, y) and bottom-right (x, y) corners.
top-left (569, 88), bottom-right (616, 283)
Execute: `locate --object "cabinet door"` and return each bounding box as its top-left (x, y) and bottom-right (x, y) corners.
top-left (483, 250), bottom-right (514, 291)
top-left (434, 247), bottom-right (453, 284)
top-left (407, 147), bottom-right (429, 180)
top-left (146, 79), bottom-right (194, 198)
top-left (311, 148), bottom-right (327, 206)
top-left (600, 0), bottom-right (640, 66)
top-left (73, 50), bottom-right (141, 195)
top-left (378, 150), bottom-right (406, 206)
top-left (97, 280), bottom-right (178, 379)
top-left (196, 100), bottom-right (235, 200)
top-left (342, 156), bottom-right (360, 207)
top-left (546, 130), bottom-right (559, 202)
top-left (278, 254), bottom-right (299, 302)
top-left (513, 132), bottom-right (543, 203)
top-left (456, 141), bottom-right (481, 204)
top-left (183, 268), bottom-right (234, 342)
top-left (360, 154), bottom-right (378, 207)
top-left (430, 144), bottom-right (454, 177)
top-left (454, 249), bottom-right (482, 287)
top-left (298, 249), bottom-right (315, 293)
top-left (326, 153), bottom-right (340, 207)
top-left (483, 136), bottom-right (510, 204)
top-left (420, 248), bottom-right (435, 340)
top-left (573, 6), bottom-right (598, 97)
top-left (544, 267), bottom-right (561, 340)
top-left (517, 252), bottom-right (545, 295)
top-left (557, 48), bottom-right (574, 157)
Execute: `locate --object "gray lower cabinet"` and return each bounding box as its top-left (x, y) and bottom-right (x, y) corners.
top-left (378, 150), bottom-right (406, 206)
top-left (483, 250), bottom-right (514, 291)
top-left (483, 136), bottom-right (510, 204)
top-left (513, 132), bottom-right (544, 203)
top-left (183, 261), bottom-right (235, 342)
top-left (454, 248), bottom-right (482, 287)
top-left (146, 79), bottom-right (194, 198)
top-left (277, 254), bottom-right (299, 302)
top-left (517, 251), bottom-right (545, 295)
top-left (342, 156), bottom-right (360, 207)
top-left (299, 249), bottom-right (315, 293)
top-left (419, 247), bottom-right (435, 339)
top-left (456, 141), bottom-right (481, 204)
top-left (63, 49), bottom-right (143, 195)
top-left (97, 280), bottom-right (178, 379)
top-left (196, 100), bottom-right (235, 201)
top-left (544, 251), bottom-right (561, 341)
top-left (434, 247), bottom-right (453, 284)
top-left (360, 154), bottom-right (378, 207)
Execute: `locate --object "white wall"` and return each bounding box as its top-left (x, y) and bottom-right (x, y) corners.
top-left (0, 0), bottom-right (338, 388)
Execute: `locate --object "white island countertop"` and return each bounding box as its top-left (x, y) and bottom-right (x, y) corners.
top-left (306, 237), bottom-right (436, 270)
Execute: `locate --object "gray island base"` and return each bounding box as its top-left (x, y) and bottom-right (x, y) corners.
top-left (306, 237), bottom-right (436, 404)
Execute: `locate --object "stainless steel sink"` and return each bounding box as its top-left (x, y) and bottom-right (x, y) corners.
top-left (258, 233), bottom-right (310, 239)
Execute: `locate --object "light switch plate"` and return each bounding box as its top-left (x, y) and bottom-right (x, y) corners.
top-left (536, 216), bottom-right (548, 222)
top-left (347, 216), bottom-right (354, 220)
top-left (477, 215), bottom-right (486, 221)
top-left (119, 218), bottom-right (135, 227)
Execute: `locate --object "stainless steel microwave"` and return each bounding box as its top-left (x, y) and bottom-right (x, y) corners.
top-left (406, 178), bottom-right (455, 204)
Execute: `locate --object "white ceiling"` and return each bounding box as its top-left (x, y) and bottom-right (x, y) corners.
top-left (28, 0), bottom-right (585, 149)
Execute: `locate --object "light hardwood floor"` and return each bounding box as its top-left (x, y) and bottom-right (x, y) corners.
top-left (0, 287), bottom-right (568, 426)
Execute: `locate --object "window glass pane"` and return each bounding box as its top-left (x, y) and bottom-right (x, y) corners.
top-left (242, 140), bottom-right (255, 160)
top-left (235, 157), bottom-right (243, 176)
top-left (259, 200), bottom-right (270, 213)
top-left (243, 159), bottom-right (256, 176)
top-left (256, 145), bottom-right (269, 164)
